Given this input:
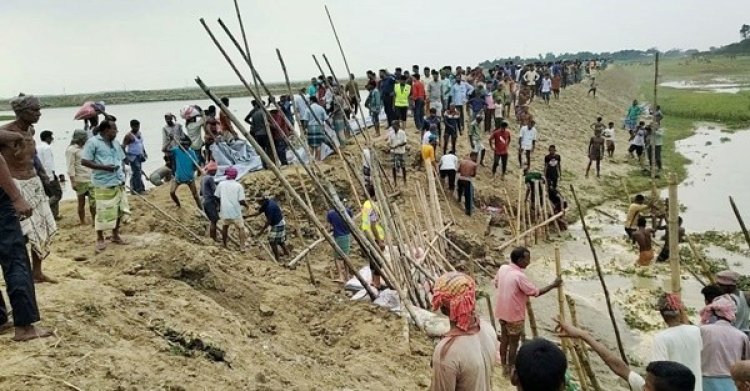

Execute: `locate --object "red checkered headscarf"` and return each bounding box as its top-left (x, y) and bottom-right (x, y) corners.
top-left (431, 272), bottom-right (477, 331)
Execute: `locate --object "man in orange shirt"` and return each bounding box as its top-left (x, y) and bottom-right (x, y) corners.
top-left (411, 74), bottom-right (427, 131)
top-left (493, 246), bottom-right (561, 377)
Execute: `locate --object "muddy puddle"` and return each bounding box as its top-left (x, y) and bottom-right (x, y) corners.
top-left (485, 124), bottom-right (750, 364)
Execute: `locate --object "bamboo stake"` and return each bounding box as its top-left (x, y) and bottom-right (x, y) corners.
top-left (526, 195), bottom-right (533, 245)
top-left (305, 256), bottom-right (317, 286)
top-left (516, 172), bottom-right (523, 245)
top-left (686, 235), bottom-right (716, 284)
top-left (232, 0), bottom-right (259, 95)
top-left (324, 5), bottom-right (373, 143)
top-left (526, 302), bottom-right (538, 338)
top-left (542, 182), bottom-right (561, 236)
top-left (621, 178), bottom-right (631, 204)
top-left (567, 295), bottom-right (602, 391)
top-left (668, 174), bottom-right (680, 294)
top-left (206, 27), bottom-right (396, 295)
top-left (195, 76), bottom-right (379, 301)
top-left (554, 247), bottom-right (588, 391)
top-left (729, 196), bottom-right (750, 251)
top-left (495, 211), bottom-right (566, 252)
top-left (288, 237), bottom-right (325, 267)
top-left (569, 184), bottom-right (628, 364)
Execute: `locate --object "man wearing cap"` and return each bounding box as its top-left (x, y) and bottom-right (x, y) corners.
top-left (214, 166), bottom-right (247, 251)
top-left (430, 271), bottom-right (498, 390)
top-left (650, 292), bottom-right (703, 391)
top-left (700, 293), bottom-right (750, 390)
top-left (0, 94), bottom-right (58, 283)
top-left (66, 129), bottom-right (96, 225)
top-left (716, 270), bottom-right (750, 336)
top-left (252, 193), bottom-right (289, 262)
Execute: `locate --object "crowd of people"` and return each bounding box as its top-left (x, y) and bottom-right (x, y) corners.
top-left (1, 56), bottom-right (748, 391)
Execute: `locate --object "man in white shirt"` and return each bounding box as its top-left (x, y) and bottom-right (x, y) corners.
top-left (36, 130), bottom-right (61, 219)
top-left (294, 88), bottom-right (309, 131)
top-left (427, 71), bottom-right (444, 115)
top-left (556, 319), bottom-right (696, 391)
top-left (518, 120), bottom-right (537, 169)
top-left (541, 75), bottom-right (552, 105)
top-left (214, 166), bottom-right (248, 251)
top-left (438, 150), bottom-right (458, 191)
top-left (650, 293), bottom-right (703, 391)
top-left (386, 120), bottom-right (407, 185)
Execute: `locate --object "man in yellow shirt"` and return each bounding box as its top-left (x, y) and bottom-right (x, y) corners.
top-left (361, 186), bottom-right (386, 290)
top-left (421, 134), bottom-right (438, 172)
top-left (625, 194), bottom-right (652, 238)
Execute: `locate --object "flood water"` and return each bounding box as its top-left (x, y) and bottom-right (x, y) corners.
top-left (1, 91), bottom-right (369, 200)
top-left (660, 80), bottom-right (750, 94)
top-left (665, 125), bottom-right (750, 232)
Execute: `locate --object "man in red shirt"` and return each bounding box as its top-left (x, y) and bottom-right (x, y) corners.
top-left (493, 246), bottom-right (561, 377)
top-left (489, 121), bottom-right (512, 179)
top-left (411, 74), bottom-right (427, 132)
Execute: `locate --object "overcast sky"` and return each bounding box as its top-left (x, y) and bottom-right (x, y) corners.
top-left (1, 0), bottom-right (748, 97)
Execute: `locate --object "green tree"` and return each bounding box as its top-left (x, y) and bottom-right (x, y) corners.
top-left (741, 24), bottom-right (750, 40)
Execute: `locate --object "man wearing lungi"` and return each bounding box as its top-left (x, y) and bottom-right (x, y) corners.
top-left (252, 193), bottom-right (289, 263)
top-left (0, 94), bottom-right (58, 283)
top-left (81, 118), bottom-right (130, 253)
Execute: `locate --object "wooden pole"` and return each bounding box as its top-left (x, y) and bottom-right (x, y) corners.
top-left (569, 184), bottom-right (628, 364)
top-left (232, 0), bottom-right (259, 95)
top-left (567, 295), bottom-right (601, 391)
top-left (516, 172), bottom-right (523, 245)
top-left (526, 302), bottom-right (538, 338)
top-left (554, 247), bottom-right (588, 391)
top-left (195, 76), bottom-right (379, 301)
top-left (668, 174), bottom-right (680, 294)
top-left (653, 51), bottom-right (659, 108)
top-left (729, 196), bottom-right (750, 251)
top-left (686, 235), bottom-right (716, 284)
top-left (495, 211), bottom-right (565, 252)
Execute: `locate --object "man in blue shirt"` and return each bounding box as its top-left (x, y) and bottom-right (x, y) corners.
top-left (327, 202), bottom-right (353, 282)
top-left (252, 193), bottom-right (289, 262)
top-left (170, 136), bottom-right (202, 209)
top-left (450, 75), bottom-right (474, 133)
top-left (81, 117), bottom-right (129, 253)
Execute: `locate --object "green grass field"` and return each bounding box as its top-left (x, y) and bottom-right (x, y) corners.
top-left (618, 55), bottom-right (750, 191)
top-left (0, 115), bottom-right (13, 121)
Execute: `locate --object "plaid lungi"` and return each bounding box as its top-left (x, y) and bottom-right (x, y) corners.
top-left (268, 219), bottom-right (286, 245)
top-left (307, 124), bottom-right (325, 148)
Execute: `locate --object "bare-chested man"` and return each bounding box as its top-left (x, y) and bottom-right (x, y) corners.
top-left (0, 94), bottom-right (57, 283)
top-left (0, 153), bottom-right (53, 341)
top-left (631, 216), bottom-right (655, 266)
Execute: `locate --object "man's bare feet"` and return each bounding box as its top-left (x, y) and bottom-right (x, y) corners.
top-left (12, 325), bottom-right (54, 342)
top-left (95, 240), bottom-right (107, 253)
top-left (0, 321), bottom-right (13, 334)
top-left (33, 273), bottom-right (58, 284)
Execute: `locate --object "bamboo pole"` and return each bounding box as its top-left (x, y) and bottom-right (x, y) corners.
top-left (542, 182), bottom-right (561, 236)
top-left (126, 186), bottom-right (204, 243)
top-left (567, 295), bottom-right (602, 391)
top-left (516, 172), bottom-right (523, 245)
top-left (195, 76), bottom-right (379, 302)
top-left (288, 237), bottom-right (325, 267)
top-left (526, 302), bottom-right (538, 338)
top-left (570, 184), bottom-right (628, 364)
top-left (554, 248), bottom-right (588, 391)
top-left (204, 24), bottom-right (396, 296)
top-left (324, 5), bottom-right (373, 142)
top-left (668, 174), bottom-right (680, 294)
top-left (495, 211), bottom-right (565, 252)
top-left (232, 0), bottom-right (259, 95)
top-left (729, 196), bottom-right (750, 251)
top-left (686, 235), bottom-right (716, 284)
